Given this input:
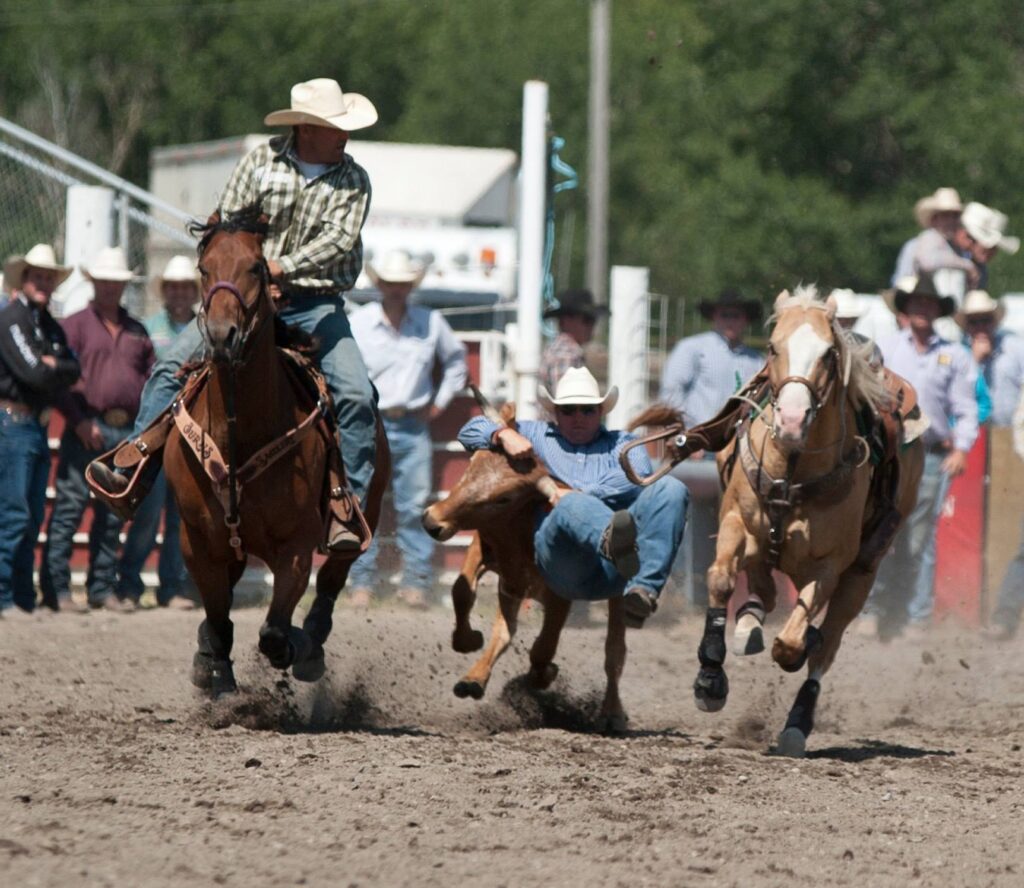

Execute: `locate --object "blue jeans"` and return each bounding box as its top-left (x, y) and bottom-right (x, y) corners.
top-left (117, 470), bottom-right (186, 604)
top-left (869, 450), bottom-right (950, 629)
top-left (349, 416), bottom-right (434, 592)
top-left (0, 413), bottom-right (50, 611)
top-left (990, 515), bottom-right (1024, 632)
top-left (130, 295), bottom-right (377, 503)
top-left (40, 422), bottom-right (129, 606)
top-left (533, 477), bottom-right (689, 601)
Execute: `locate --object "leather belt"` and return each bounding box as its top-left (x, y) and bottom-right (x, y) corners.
top-left (0, 399), bottom-right (51, 425)
top-left (380, 406), bottom-right (428, 421)
top-left (100, 408), bottom-right (132, 428)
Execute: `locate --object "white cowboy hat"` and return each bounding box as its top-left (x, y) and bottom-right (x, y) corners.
top-left (157, 254), bottom-right (200, 285)
top-left (961, 202), bottom-right (1020, 254)
top-left (913, 187), bottom-right (963, 229)
top-left (955, 289), bottom-right (1005, 327)
top-left (264, 78), bottom-right (378, 132)
top-left (3, 243), bottom-right (73, 290)
top-left (538, 366), bottom-right (619, 416)
top-left (83, 246), bottom-right (134, 282)
top-left (365, 250), bottom-right (427, 288)
top-left (828, 288), bottom-right (863, 320)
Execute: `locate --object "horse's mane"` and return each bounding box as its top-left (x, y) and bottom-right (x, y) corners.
top-left (187, 204), bottom-right (269, 256)
top-left (771, 284), bottom-right (892, 413)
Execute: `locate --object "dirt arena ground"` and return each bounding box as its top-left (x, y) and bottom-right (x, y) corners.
top-left (1, 595), bottom-right (1022, 888)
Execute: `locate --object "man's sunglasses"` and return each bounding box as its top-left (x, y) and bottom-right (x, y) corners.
top-left (556, 404), bottom-right (599, 416)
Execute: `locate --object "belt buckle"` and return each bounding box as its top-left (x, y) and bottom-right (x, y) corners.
top-left (382, 407), bottom-right (406, 421)
top-left (104, 408), bottom-right (130, 428)
top-left (38, 408), bottom-right (52, 426)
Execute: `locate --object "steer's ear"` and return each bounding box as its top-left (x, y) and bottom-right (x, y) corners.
top-left (500, 401), bottom-right (518, 430)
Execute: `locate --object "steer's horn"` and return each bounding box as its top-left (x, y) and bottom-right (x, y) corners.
top-left (469, 384), bottom-right (502, 423)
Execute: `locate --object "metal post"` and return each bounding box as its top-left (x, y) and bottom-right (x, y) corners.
top-left (55, 184), bottom-right (116, 317)
top-left (586, 0), bottom-right (611, 306)
top-left (606, 265), bottom-right (650, 429)
top-left (515, 81), bottom-right (549, 420)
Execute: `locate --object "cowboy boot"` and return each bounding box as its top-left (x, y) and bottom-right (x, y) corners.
top-left (87, 449), bottom-right (163, 522)
top-left (325, 448), bottom-right (371, 555)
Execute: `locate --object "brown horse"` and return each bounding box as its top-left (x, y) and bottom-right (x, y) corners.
top-left (693, 286), bottom-right (924, 756)
top-left (163, 207), bottom-right (389, 696)
top-left (421, 402), bottom-right (630, 734)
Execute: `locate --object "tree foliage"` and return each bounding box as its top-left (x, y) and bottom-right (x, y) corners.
top-left (2, 0), bottom-right (1023, 314)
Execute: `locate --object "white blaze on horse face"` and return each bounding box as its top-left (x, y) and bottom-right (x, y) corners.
top-left (774, 321), bottom-right (830, 442)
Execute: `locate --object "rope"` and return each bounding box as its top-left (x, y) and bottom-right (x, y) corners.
top-left (541, 135), bottom-right (579, 333)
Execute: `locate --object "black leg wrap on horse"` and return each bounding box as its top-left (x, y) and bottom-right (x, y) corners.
top-left (193, 619), bottom-right (236, 695)
top-left (779, 624), bottom-right (824, 673)
top-left (698, 607), bottom-right (728, 667)
top-left (302, 593), bottom-right (336, 647)
top-left (784, 678), bottom-right (820, 738)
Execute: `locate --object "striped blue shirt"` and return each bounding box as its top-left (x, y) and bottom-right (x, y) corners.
top-left (660, 331), bottom-right (764, 425)
top-left (458, 417), bottom-right (653, 509)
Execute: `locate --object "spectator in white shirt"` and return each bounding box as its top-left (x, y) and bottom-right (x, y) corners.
top-left (349, 251), bottom-right (467, 608)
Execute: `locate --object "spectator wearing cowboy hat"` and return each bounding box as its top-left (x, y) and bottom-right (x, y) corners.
top-left (959, 202), bottom-right (1020, 291)
top-left (458, 367), bottom-right (689, 629)
top-left (865, 274), bottom-right (978, 641)
top-left (0, 245), bottom-right (80, 618)
top-left (40, 246), bottom-right (155, 613)
top-left (659, 287), bottom-right (763, 609)
top-left (891, 187), bottom-right (965, 284)
top-left (88, 77), bottom-right (379, 554)
top-left (116, 255), bottom-right (200, 611)
top-left (348, 250), bottom-right (468, 608)
top-left (538, 288), bottom-right (608, 399)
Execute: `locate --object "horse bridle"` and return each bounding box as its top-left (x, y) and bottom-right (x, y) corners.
top-left (198, 259), bottom-right (271, 360)
top-left (767, 344), bottom-right (840, 429)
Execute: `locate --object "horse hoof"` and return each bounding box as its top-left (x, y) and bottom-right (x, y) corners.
top-left (453, 679), bottom-right (485, 700)
top-left (452, 629), bottom-right (484, 654)
top-left (600, 712), bottom-right (629, 736)
top-left (527, 662), bottom-right (559, 690)
top-left (693, 666), bottom-right (729, 712)
top-left (292, 645), bottom-right (325, 682)
top-left (734, 622), bottom-right (765, 656)
top-left (210, 662), bottom-right (238, 699)
top-left (775, 726), bottom-right (807, 758)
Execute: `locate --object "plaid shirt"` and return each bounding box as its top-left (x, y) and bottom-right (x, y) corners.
top-left (219, 135), bottom-right (371, 292)
top-left (539, 332), bottom-right (585, 394)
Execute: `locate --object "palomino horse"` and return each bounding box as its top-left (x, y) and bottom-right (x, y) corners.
top-left (163, 207), bottom-right (389, 696)
top-left (421, 401), bottom-right (630, 734)
top-left (692, 287), bottom-right (924, 756)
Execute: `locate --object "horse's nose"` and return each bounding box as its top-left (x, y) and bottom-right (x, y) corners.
top-left (207, 321), bottom-right (238, 360)
top-left (774, 405), bottom-right (809, 442)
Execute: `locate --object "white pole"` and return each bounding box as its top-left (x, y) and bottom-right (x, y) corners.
top-left (587, 0), bottom-right (611, 307)
top-left (606, 265), bottom-right (650, 429)
top-left (54, 184), bottom-right (115, 318)
top-left (515, 80), bottom-right (548, 420)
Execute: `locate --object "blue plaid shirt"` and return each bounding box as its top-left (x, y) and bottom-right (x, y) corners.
top-left (458, 417), bottom-right (653, 509)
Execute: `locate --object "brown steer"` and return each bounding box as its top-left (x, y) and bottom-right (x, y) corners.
top-left (421, 402), bottom-right (629, 734)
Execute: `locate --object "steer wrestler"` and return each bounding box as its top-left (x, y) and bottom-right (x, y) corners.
top-left (457, 367), bottom-right (688, 628)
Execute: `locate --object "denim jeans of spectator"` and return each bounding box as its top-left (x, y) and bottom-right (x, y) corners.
top-left (989, 515), bottom-right (1024, 634)
top-left (40, 422), bottom-right (128, 607)
top-left (0, 413), bottom-right (50, 612)
top-left (129, 296), bottom-right (377, 505)
top-left (533, 477), bottom-right (688, 602)
top-left (117, 469), bottom-right (187, 605)
top-left (349, 416), bottom-right (434, 593)
top-left (669, 455), bottom-right (720, 609)
top-left (868, 450), bottom-right (950, 632)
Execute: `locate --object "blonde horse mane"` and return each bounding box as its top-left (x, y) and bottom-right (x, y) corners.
top-left (770, 285), bottom-right (892, 413)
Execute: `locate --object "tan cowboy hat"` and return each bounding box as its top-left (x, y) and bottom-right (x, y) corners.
top-left (264, 78), bottom-right (378, 132)
top-left (538, 367), bottom-right (619, 416)
top-left (883, 274), bottom-right (956, 318)
top-left (913, 187), bottom-right (963, 229)
top-left (3, 243), bottom-right (73, 290)
top-left (961, 202), bottom-right (1020, 254)
top-left (83, 246), bottom-right (134, 282)
top-left (365, 250), bottom-right (427, 288)
top-left (828, 288), bottom-right (863, 320)
top-left (955, 289), bottom-right (1005, 328)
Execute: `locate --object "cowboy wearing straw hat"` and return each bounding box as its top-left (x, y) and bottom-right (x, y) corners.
top-left (959, 202), bottom-right (1020, 291)
top-left (862, 274), bottom-right (978, 642)
top-left (457, 367), bottom-right (689, 629)
top-left (40, 246), bottom-right (155, 613)
top-left (88, 78), bottom-right (380, 553)
top-left (116, 255), bottom-right (201, 611)
top-left (891, 187), bottom-right (966, 284)
top-left (0, 244), bottom-right (81, 618)
top-left (347, 250), bottom-right (468, 608)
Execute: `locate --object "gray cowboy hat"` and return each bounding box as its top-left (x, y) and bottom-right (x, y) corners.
top-left (542, 288), bottom-right (610, 321)
top-left (698, 287), bottom-right (763, 321)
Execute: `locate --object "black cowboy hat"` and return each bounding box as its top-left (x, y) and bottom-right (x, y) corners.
top-left (882, 273), bottom-right (956, 318)
top-left (542, 288), bottom-right (610, 321)
top-left (698, 287), bottom-right (763, 322)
